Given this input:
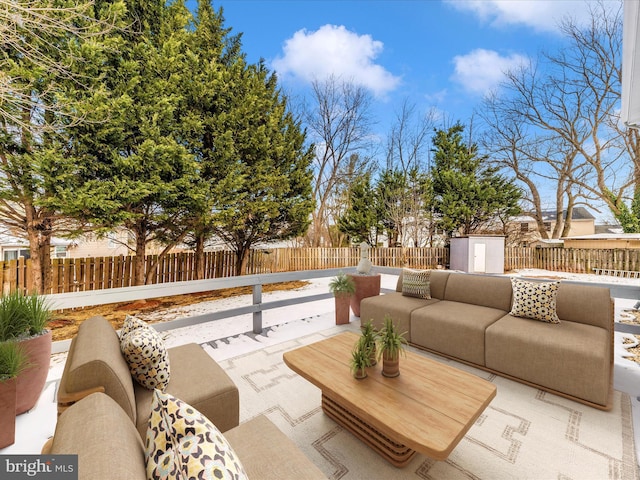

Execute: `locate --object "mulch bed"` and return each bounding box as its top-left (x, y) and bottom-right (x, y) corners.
top-left (49, 281), bottom-right (309, 342)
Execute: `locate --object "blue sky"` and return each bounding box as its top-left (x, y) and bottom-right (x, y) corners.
top-left (207, 0), bottom-right (614, 137)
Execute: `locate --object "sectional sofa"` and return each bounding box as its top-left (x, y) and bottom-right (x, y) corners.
top-left (360, 270), bottom-right (614, 409)
top-left (50, 315), bottom-right (327, 479)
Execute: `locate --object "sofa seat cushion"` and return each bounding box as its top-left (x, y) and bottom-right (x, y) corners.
top-left (225, 415), bottom-right (327, 479)
top-left (410, 301), bottom-right (507, 365)
top-left (360, 292), bottom-right (440, 343)
top-left (58, 315), bottom-right (137, 422)
top-left (485, 315), bottom-right (610, 406)
top-left (49, 393), bottom-right (146, 480)
top-left (135, 343), bottom-right (239, 438)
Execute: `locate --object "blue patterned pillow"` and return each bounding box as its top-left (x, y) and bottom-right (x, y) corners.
top-left (145, 390), bottom-right (248, 480)
top-left (510, 278), bottom-right (560, 323)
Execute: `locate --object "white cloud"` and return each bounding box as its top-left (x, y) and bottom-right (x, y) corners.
top-left (271, 24), bottom-right (401, 97)
top-left (451, 48), bottom-right (528, 95)
top-left (445, 0), bottom-right (614, 33)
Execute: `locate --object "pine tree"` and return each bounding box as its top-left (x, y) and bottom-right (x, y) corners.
top-left (431, 123), bottom-right (521, 240)
top-left (208, 60), bottom-right (314, 275)
top-left (59, 0), bottom-right (200, 285)
top-left (338, 173), bottom-right (379, 245)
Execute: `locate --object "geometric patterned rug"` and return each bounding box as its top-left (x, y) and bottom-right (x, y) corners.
top-left (216, 324), bottom-right (640, 480)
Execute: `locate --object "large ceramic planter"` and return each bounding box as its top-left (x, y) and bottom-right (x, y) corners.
top-left (16, 330), bottom-right (52, 414)
top-left (347, 274), bottom-right (381, 317)
top-left (334, 294), bottom-right (352, 325)
top-left (0, 377), bottom-right (17, 448)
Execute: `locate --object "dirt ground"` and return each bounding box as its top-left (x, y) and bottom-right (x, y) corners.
top-left (48, 281), bottom-right (309, 342)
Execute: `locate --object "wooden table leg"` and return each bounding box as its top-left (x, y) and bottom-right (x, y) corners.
top-left (321, 394), bottom-right (416, 468)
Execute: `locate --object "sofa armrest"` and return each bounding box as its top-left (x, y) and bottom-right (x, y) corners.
top-left (57, 385), bottom-right (106, 414)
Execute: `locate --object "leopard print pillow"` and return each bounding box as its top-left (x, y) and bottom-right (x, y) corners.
top-left (145, 390), bottom-right (248, 480)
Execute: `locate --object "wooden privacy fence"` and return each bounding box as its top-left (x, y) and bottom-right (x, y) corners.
top-left (6, 246), bottom-right (640, 295)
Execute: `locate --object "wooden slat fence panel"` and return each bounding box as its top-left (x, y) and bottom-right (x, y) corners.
top-left (6, 246), bottom-right (640, 295)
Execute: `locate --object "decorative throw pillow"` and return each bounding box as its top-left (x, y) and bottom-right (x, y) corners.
top-left (120, 316), bottom-right (170, 391)
top-left (146, 389), bottom-right (248, 480)
top-left (120, 314), bottom-right (149, 338)
top-left (402, 268), bottom-right (432, 299)
top-left (509, 277), bottom-right (560, 323)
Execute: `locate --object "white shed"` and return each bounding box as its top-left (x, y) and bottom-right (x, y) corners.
top-left (450, 235), bottom-right (505, 274)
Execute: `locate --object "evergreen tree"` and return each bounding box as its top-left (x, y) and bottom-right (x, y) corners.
top-left (58, 0), bottom-right (200, 285)
top-left (338, 173), bottom-right (379, 245)
top-left (0, 0), bottom-right (125, 293)
top-left (431, 123), bottom-right (521, 240)
top-left (208, 60), bottom-right (314, 275)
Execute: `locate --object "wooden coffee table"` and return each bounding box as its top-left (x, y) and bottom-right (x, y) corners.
top-left (283, 331), bottom-right (496, 467)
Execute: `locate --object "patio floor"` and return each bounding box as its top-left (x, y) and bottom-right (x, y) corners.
top-left (4, 272), bottom-right (640, 475)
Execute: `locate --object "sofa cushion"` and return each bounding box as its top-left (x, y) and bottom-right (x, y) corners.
top-left (59, 316), bottom-right (137, 422)
top-left (443, 273), bottom-right (513, 311)
top-left (120, 317), bottom-right (171, 391)
top-left (134, 343), bottom-right (240, 438)
top-left (360, 292), bottom-right (440, 343)
top-left (401, 268), bottom-right (431, 299)
top-left (485, 315), bottom-right (610, 406)
top-left (225, 415), bottom-right (327, 479)
top-left (555, 283), bottom-right (612, 330)
top-left (50, 393), bottom-right (146, 480)
top-left (145, 389), bottom-right (248, 480)
top-left (410, 301), bottom-right (507, 365)
top-left (509, 278), bottom-right (560, 323)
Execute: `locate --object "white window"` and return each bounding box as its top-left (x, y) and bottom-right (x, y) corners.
top-left (54, 246), bottom-right (67, 258)
top-left (107, 232), bottom-right (118, 249)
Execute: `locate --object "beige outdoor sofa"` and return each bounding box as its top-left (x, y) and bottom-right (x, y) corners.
top-left (43, 392), bottom-right (327, 479)
top-left (360, 270), bottom-right (614, 410)
top-left (51, 315), bottom-right (327, 479)
top-left (57, 315), bottom-right (239, 437)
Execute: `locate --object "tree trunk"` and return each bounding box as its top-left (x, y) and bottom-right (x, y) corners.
top-left (194, 231), bottom-right (206, 280)
top-left (234, 246), bottom-right (249, 276)
top-left (133, 228), bottom-right (146, 286)
top-left (25, 208), bottom-right (52, 295)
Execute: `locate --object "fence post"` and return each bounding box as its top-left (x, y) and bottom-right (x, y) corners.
top-left (253, 283), bottom-right (262, 334)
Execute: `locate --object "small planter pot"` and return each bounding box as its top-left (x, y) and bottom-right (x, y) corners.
top-left (16, 330), bottom-right (52, 414)
top-left (0, 377), bottom-right (17, 448)
top-left (334, 294), bottom-right (352, 325)
top-left (382, 354), bottom-right (400, 378)
top-left (353, 368), bottom-right (367, 380)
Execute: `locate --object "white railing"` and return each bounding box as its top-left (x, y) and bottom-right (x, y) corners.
top-left (47, 266), bottom-right (640, 354)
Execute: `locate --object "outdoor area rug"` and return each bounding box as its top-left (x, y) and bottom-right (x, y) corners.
top-left (215, 324), bottom-right (639, 480)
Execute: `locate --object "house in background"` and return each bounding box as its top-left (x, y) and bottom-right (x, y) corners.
top-left (510, 207), bottom-right (596, 246)
top-left (563, 233), bottom-right (640, 249)
top-left (0, 234), bottom-right (73, 260)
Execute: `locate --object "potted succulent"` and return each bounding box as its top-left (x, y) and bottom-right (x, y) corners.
top-left (360, 320), bottom-right (378, 366)
top-left (350, 338), bottom-right (372, 379)
top-left (376, 315), bottom-right (407, 378)
top-left (0, 290), bottom-right (53, 414)
top-left (0, 341), bottom-right (27, 448)
top-left (329, 272), bottom-right (356, 325)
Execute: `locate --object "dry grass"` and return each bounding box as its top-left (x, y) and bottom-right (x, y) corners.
top-left (48, 281), bottom-right (309, 342)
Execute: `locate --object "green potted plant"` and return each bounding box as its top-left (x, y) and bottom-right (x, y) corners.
top-left (360, 320), bottom-right (378, 366)
top-left (350, 338), bottom-right (372, 379)
top-left (376, 315), bottom-right (407, 378)
top-left (329, 272), bottom-right (356, 325)
top-left (0, 341), bottom-right (27, 448)
top-left (0, 290), bottom-right (53, 414)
